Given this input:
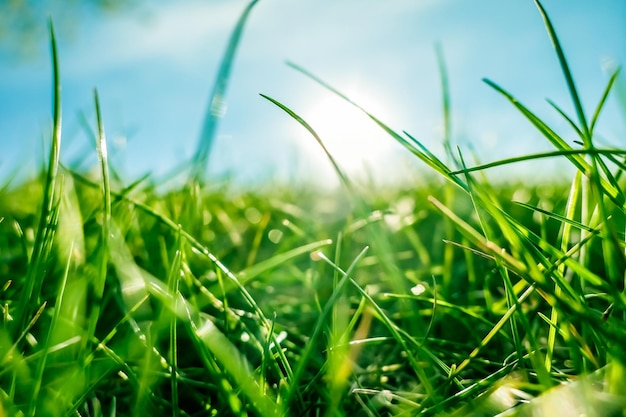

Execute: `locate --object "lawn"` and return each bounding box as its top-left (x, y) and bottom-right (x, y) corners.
top-left (1, 1), bottom-right (626, 416)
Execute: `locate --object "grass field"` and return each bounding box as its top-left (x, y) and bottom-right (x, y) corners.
top-left (2, 1), bottom-right (626, 416)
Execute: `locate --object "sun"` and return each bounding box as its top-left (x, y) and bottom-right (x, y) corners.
top-left (291, 89), bottom-right (400, 181)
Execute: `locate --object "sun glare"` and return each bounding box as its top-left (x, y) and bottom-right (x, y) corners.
top-left (293, 89), bottom-right (400, 180)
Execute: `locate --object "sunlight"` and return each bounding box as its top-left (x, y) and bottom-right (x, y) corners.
top-left (293, 89), bottom-right (399, 178)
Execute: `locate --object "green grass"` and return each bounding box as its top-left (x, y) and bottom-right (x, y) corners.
top-left (2, 1), bottom-right (626, 415)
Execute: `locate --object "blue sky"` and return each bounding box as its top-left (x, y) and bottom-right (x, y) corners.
top-left (1, 0), bottom-right (625, 186)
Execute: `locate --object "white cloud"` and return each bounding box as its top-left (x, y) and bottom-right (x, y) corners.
top-left (65, 1), bottom-right (250, 75)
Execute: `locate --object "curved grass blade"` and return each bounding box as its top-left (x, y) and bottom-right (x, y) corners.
top-left (449, 148), bottom-right (626, 175)
top-left (190, 0), bottom-right (259, 182)
top-left (286, 62), bottom-right (468, 191)
top-left (259, 93), bottom-right (353, 192)
top-left (483, 78), bottom-right (625, 207)
top-left (513, 201), bottom-right (596, 234)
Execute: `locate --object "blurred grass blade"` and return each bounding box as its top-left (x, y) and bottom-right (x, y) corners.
top-left (436, 44), bottom-right (453, 161)
top-left (190, 0), bottom-right (259, 182)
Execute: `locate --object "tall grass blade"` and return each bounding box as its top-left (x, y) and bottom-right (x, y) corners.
top-left (483, 78), bottom-right (625, 207)
top-left (545, 172), bottom-right (581, 373)
top-left (84, 90), bottom-right (112, 356)
top-left (190, 0), bottom-right (259, 182)
top-left (168, 228), bottom-right (183, 417)
top-left (534, 0), bottom-right (590, 143)
top-left (436, 44), bottom-right (453, 161)
top-left (17, 20), bottom-right (62, 333)
top-left (435, 46), bottom-right (459, 294)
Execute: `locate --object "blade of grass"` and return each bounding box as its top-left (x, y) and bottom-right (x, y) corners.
top-left (546, 99), bottom-right (584, 138)
top-left (316, 251), bottom-right (442, 408)
top-left (190, 0), bottom-right (259, 182)
top-left (437, 55), bottom-right (459, 292)
top-left (285, 61), bottom-right (468, 192)
top-left (84, 89), bottom-right (112, 355)
top-left (167, 227), bottom-right (183, 417)
top-left (449, 148), bottom-right (626, 175)
top-left (456, 149), bottom-right (552, 386)
top-left (435, 44), bottom-right (453, 162)
top-left (28, 244), bottom-right (73, 417)
top-left (513, 200), bottom-right (596, 234)
top-left (17, 20), bottom-right (62, 334)
top-left (535, 0), bottom-right (626, 298)
top-left (589, 68), bottom-right (620, 135)
top-left (534, 0), bottom-right (590, 143)
top-left (483, 78), bottom-right (624, 208)
top-left (545, 172), bottom-right (581, 373)
top-left (284, 246), bottom-right (369, 407)
top-left (259, 93), bottom-right (354, 193)
top-left (183, 295), bottom-right (283, 416)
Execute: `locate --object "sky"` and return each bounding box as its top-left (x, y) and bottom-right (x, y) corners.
top-left (1, 0), bottom-right (625, 187)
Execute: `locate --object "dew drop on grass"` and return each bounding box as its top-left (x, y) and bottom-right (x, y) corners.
top-left (26, 333), bottom-right (38, 347)
top-left (160, 355), bottom-right (168, 369)
top-left (240, 332), bottom-right (250, 343)
top-left (411, 283), bottom-right (426, 296)
top-left (268, 229), bottom-right (283, 244)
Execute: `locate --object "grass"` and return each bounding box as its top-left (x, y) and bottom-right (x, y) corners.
top-left (1, 1), bottom-right (626, 415)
